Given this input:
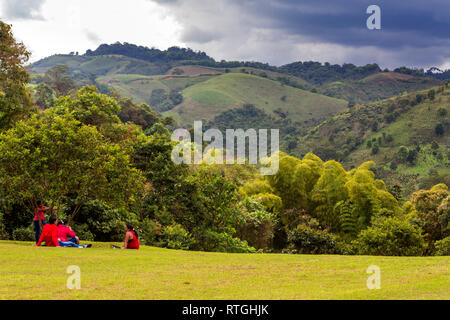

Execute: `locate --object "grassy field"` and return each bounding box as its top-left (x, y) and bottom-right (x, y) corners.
top-left (0, 241), bottom-right (448, 300)
top-left (165, 72), bottom-right (347, 124)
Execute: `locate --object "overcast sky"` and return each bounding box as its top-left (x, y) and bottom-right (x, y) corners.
top-left (1, 0), bottom-right (449, 69)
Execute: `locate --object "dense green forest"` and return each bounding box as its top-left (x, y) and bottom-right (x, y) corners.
top-left (1, 22), bottom-right (449, 256)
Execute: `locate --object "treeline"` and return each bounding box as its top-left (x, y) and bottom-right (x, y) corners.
top-left (395, 66), bottom-right (450, 81)
top-left (85, 42), bottom-right (213, 63)
top-left (279, 62), bottom-right (382, 85)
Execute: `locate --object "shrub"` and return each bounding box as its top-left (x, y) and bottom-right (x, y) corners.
top-left (140, 219), bottom-right (163, 246)
top-left (72, 224), bottom-right (95, 241)
top-left (434, 237), bottom-right (450, 256)
top-left (73, 200), bottom-right (138, 242)
top-left (12, 226), bottom-right (34, 241)
top-left (236, 197), bottom-right (276, 250)
top-left (354, 218), bottom-right (425, 256)
top-left (0, 213), bottom-right (9, 240)
top-left (159, 224), bottom-right (194, 250)
top-left (198, 230), bottom-right (256, 253)
top-left (286, 224), bottom-right (338, 254)
top-left (437, 108), bottom-right (447, 117)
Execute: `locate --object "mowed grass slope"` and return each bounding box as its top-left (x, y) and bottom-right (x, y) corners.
top-left (97, 73), bottom-right (217, 106)
top-left (165, 73), bottom-right (348, 124)
top-left (0, 241), bottom-right (448, 300)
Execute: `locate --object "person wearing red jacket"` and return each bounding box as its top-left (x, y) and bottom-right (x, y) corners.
top-left (36, 216), bottom-right (59, 247)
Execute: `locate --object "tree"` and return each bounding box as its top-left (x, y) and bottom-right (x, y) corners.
top-left (43, 65), bottom-right (78, 97)
top-left (411, 184), bottom-right (449, 248)
top-left (0, 111), bottom-right (144, 222)
top-left (435, 123), bottom-right (444, 136)
top-left (0, 21), bottom-right (34, 130)
top-left (110, 90), bottom-right (161, 130)
top-left (53, 86), bottom-right (121, 127)
top-left (34, 83), bottom-right (56, 109)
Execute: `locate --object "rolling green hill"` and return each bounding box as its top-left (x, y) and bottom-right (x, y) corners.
top-left (296, 85), bottom-right (450, 197)
top-left (320, 72), bottom-right (442, 103)
top-left (164, 72), bottom-right (348, 125)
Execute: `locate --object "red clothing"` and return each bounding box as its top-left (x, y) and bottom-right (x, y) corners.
top-left (127, 231), bottom-right (139, 249)
top-left (37, 224), bottom-right (59, 247)
top-left (57, 225), bottom-right (76, 242)
top-left (34, 206), bottom-right (45, 221)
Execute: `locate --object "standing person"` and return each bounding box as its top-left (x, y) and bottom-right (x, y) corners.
top-left (33, 200), bottom-right (53, 244)
top-left (113, 224), bottom-right (139, 249)
top-left (36, 216), bottom-right (59, 247)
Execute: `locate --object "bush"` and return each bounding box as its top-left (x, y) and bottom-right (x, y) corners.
top-left (140, 219), bottom-right (163, 246)
top-left (0, 213), bottom-right (9, 240)
top-left (159, 224), bottom-right (194, 250)
top-left (73, 200), bottom-right (138, 242)
top-left (198, 230), bottom-right (256, 253)
top-left (12, 226), bottom-right (34, 241)
top-left (72, 224), bottom-right (95, 241)
top-left (354, 218), bottom-right (425, 256)
top-left (434, 237), bottom-right (450, 256)
top-left (236, 197), bottom-right (276, 250)
top-left (286, 225), bottom-right (338, 254)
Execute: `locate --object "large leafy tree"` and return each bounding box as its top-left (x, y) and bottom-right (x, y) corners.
top-left (0, 111), bottom-right (144, 221)
top-left (42, 65), bottom-right (78, 97)
top-left (0, 21), bottom-right (34, 130)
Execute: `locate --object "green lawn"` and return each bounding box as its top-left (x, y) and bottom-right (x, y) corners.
top-left (0, 241), bottom-right (448, 300)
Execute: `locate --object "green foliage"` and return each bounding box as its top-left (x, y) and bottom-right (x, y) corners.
top-left (0, 100), bottom-right (144, 221)
top-left (42, 65), bottom-right (78, 97)
top-left (434, 237), bottom-right (450, 256)
top-left (139, 219), bottom-right (162, 246)
top-left (34, 83), bottom-right (56, 109)
top-left (236, 197), bottom-right (276, 250)
top-left (0, 213), bottom-right (9, 240)
top-left (86, 43), bottom-right (213, 63)
top-left (53, 86), bottom-right (121, 127)
top-left (159, 224), bottom-right (194, 250)
top-left (411, 185), bottom-right (449, 247)
top-left (71, 224), bottom-right (94, 241)
top-left (286, 224), bottom-right (338, 254)
top-left (354, 217), bottom-right (425, 256)
top-left (197, 230), bottom-right (256, 253)
top-left (12, 226), bottom-right (34, 241)
top-left (111, 90), bottom-right (161, 130)
top-left (0, 21), bottom-right (34, 130)
top-left (72, 200), bottom-right (138, 242)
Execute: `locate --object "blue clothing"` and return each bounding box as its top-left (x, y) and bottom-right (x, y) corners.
top-left (58, 240), bottom-right (87, 248)
top-left (34, 219), bottom-right (46, 244)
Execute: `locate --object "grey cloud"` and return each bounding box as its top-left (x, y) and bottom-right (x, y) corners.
top-left (151, 0), bottom-right (450, 68)
top-left (1, 0), bottom-right (45, 20)
top-left (85, 29), bottom-right (101, 43)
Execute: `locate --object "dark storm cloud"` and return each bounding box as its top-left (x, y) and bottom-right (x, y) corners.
top-left (151, 0), bottom-right (450, 68)
top-left (1, 0), bottom-right (45, 20)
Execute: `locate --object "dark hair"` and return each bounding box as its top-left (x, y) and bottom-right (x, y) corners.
top-left (49, 216), bottom-right (57, 225)
top-left (37, 200), bottom-right (43, 206)
top-left (57, 219), bottom-right (66, 226)
top-left (127, 224), bottom-right (138, 239)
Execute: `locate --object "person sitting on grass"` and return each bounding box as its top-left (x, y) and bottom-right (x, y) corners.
top-left (112, 224), bottom-right (139, 249)
top-left (36, 215), bottom-right (59, 247)
top-left (57, 219), bottom-right (92, 248)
